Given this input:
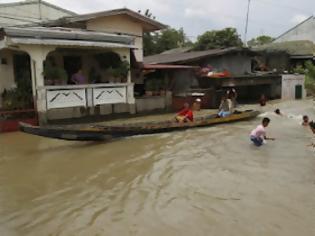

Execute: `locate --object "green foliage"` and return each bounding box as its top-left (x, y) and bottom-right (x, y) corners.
top-left (2, 71), bottom-right (33, 110)
top-left (104, 61), bottom-right (130, 79)
top-left (305, 61), bottom-right (315, 94)
top-left (95, 52), bottom-right (122, 69)
top-left (247, 35), bottom-right (274, 47)
top-left (292, 65), bottom-right (306, 74)
top-left (44, 63), bottom-right (67, 81)
top-left (112, 61), bottom-right (130, 79)
top-left (194, 28), bottom-right (243, 51)
top-left (143, 27), bottom-right (192, 56)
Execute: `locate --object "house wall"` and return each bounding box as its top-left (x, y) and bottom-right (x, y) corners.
top-left (45, 47), bottom-right (131, 120)
top-left (87, 15), bottom-right (143, 62)
top-left (0, 49), bottom-right (15, 95)
top-left (282, 74), bottom-right (306, 100)
top-left (0, 1), bottom-right (73, 27)
top-left (202, 53), bottom-right (252, 75)
top-left (274, 17), bottom-right (315, 43)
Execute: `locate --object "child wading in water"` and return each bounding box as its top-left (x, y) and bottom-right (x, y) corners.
top-left (250, 117), bottom-right (275, 147)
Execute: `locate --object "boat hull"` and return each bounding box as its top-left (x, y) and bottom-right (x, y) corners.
top-left (19, 110), bottom-right (260, 141)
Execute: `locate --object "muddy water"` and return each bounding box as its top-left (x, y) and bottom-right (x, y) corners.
top-left (0, 100), bottom-right (315, 236)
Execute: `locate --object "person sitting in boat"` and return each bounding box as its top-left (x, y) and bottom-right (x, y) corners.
top-left (175, 103), bottom-right (194, 123)
top-left (302, 115), bottom-right (310, 126)
top-left (250, 117), bottom-right (275, 147)
top-left (218, 94), bottom-right (233, 118)
top-left (227, 88), bottom-right (238, 108)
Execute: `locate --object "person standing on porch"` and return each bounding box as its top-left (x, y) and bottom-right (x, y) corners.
top-left (71, 69), bottom-right (87, 85)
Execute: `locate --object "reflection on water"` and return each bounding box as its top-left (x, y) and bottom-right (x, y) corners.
top-left (0, 100), bottom-right (315, 236)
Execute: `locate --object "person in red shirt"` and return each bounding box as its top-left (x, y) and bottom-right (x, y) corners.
top-left (175, 103), bottom-right (194, 123)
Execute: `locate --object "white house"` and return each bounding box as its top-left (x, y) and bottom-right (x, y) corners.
top-left (0, 7), bottom-right (166, 124)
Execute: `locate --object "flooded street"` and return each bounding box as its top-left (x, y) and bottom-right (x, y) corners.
top-left (1, 100), bottom-right (315, 236)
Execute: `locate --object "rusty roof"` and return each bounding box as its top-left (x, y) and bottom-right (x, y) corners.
top-left (144, 47), bottom-right (255, 64)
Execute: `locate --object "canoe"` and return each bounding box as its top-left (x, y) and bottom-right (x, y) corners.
top-left (19, 110), bottom-right (260, 141)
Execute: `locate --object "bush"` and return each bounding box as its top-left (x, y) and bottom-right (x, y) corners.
top-left (304, 61), bottom-right (315, 95)
top-left (292, 65), bottom-right (305, 74)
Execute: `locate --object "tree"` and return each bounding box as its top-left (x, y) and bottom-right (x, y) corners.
top-left (144, 28), bottom-right (191, 56)
top-left (247, 35), bottom-right (274, 47)
top-left (194, 28), bottom-right (243, 51)
top-left (140, 9), bottom-right (191, 56)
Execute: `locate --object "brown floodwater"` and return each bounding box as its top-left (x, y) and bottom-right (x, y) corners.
top-left (0, 100), bottom-right (315, 236)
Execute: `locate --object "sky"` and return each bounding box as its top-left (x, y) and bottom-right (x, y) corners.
top-left (2, 0), bottom-right (315, 41)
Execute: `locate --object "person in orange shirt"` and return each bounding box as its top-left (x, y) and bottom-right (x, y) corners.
top-left (175, 103), bottom-right (194, 123)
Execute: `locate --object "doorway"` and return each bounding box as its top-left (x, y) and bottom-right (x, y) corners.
top-left (295, 85), bottom-right (303, 99)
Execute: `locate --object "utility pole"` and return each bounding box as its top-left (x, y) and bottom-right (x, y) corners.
top-left (244, 0), bottom-right (251, 47)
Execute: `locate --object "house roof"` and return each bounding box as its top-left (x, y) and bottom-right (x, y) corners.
top-left (274, 16), bottom-right (314, 41)
top-left (0, 26), bottom-right (136, 48)
top-left (44, 8), bottom-right (166, 32)
top-left (0, 0), bottom-right (76, 16)
top-left (254, 40), bottom-right (315, 56)
top-left (144, 47), bottom-right (255, 64)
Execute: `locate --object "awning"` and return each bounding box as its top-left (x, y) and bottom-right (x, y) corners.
top-left (7, 37), bottom-right (137, 49)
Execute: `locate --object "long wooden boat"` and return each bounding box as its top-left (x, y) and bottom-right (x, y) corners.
top-left (19, 110), bottom-right (260, 141)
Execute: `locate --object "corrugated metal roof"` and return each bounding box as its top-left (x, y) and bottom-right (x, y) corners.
top-left (254, 40), bottom-right (315, 56)
top-left (0, 0), bottom-right (76, 16)
top-left (7, 37), bottom-right (136, 49)
top-left (144, 47), bottom-right (255, 64)
top-left (1, 26), bottom-right (135, 45)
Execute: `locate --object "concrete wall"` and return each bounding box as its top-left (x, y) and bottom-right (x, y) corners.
top-left (136, 92), bottom-right (172, 113)
top-left (203, 54), bottom-right (252, 75)
top-left (282, 74), bottom-right (306, 100)
top-left (87, 15), bottom-right (144, 62)
top-left (0, 1), bottom-right (73, 27)
top-left (0, 49), bottom-right (15, 94)
top-left (275, 17), bottom-right (315, 43)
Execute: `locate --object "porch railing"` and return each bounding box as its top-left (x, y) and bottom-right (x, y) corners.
top-left (37, 83), bottom-right (133, 111)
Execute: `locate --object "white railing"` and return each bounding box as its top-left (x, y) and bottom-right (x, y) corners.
top-left (37, 83), bottom-right (133, 111)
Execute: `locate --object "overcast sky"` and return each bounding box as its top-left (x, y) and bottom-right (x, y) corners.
top-left (2, 0), bottom-right (315, 41)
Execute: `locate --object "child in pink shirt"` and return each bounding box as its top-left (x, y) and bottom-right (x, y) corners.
top-left (250, 117), bottom-right (275, 146)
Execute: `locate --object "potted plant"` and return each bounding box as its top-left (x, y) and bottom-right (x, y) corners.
top-left (54, 68), bottom-right (68, 85)
top-left (44, 65), bottom-right (68, 85)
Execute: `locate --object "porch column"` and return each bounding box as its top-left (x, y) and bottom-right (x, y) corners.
top-left (21, 45), bottom-right (56, 125)
top-left (127, 51), bottom-right (136, 114)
